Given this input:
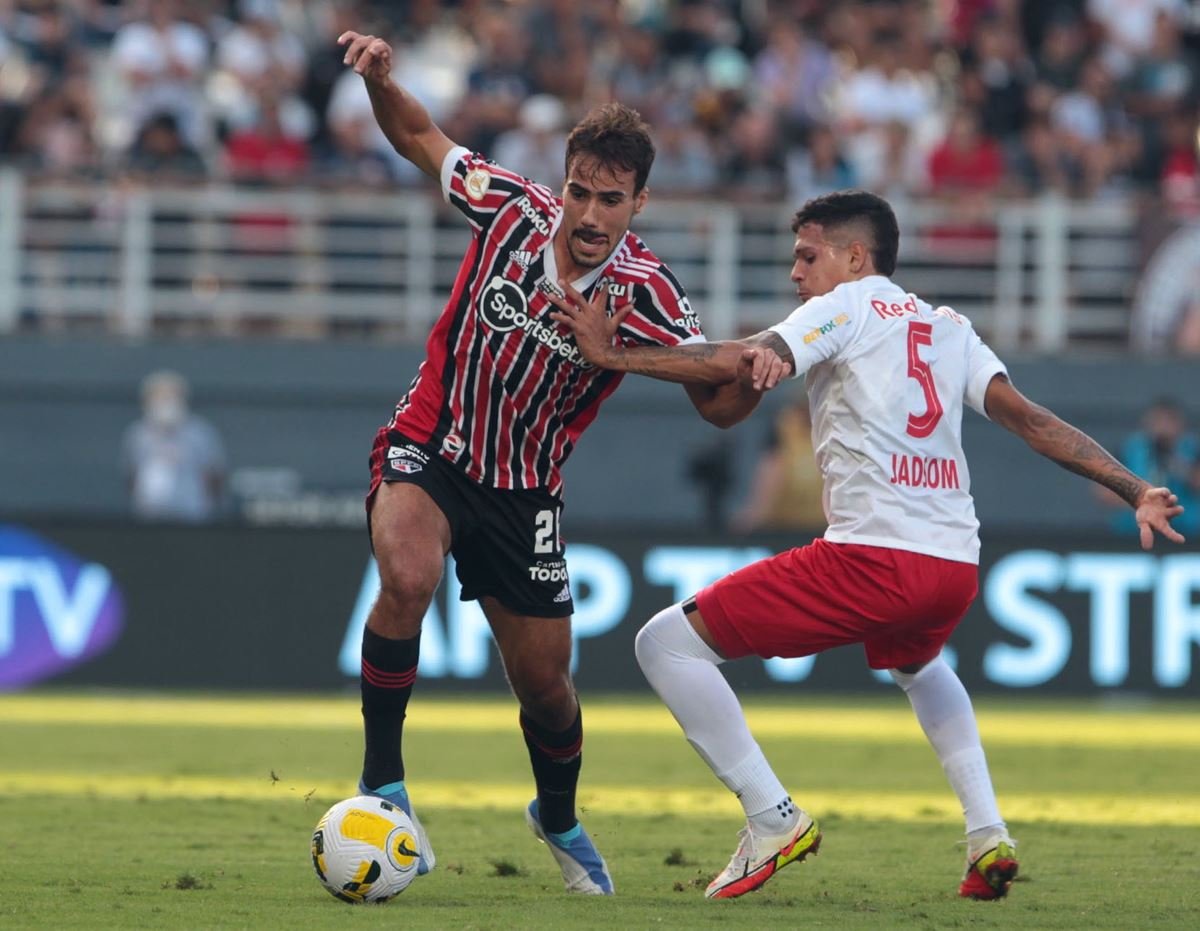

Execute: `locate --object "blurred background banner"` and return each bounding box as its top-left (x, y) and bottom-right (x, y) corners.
top-left (6, 520), bottom-right (1196, 695)
top-left (3, 0), bottom-right (1200, 699)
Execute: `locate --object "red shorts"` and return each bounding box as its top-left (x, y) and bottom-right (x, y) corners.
top-left (694, 539), bottom-right (978, 670)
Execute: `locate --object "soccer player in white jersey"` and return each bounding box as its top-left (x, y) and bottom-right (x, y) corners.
top-left (548, 190), bottom-right (1186, 901)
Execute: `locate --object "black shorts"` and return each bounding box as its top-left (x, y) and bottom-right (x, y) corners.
top-left (369, 429), bottom-right (573, 618)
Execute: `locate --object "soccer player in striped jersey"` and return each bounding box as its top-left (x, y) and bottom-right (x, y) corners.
top-left (337, 30), bottom-right (791, 894)
top-left (550, 190), bottom-right (1186, 901)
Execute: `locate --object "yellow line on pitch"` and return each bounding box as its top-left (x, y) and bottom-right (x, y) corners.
top-left (1, 695), bottom-right (1198, 749)
top-left (0, 771), bottom-right (1197, 827)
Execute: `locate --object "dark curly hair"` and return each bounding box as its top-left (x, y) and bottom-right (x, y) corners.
top-left (565, 103), bottom-right (656, 193)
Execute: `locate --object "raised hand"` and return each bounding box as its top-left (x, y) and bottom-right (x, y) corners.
top-left (1135, 486), bottom-right (1186, 550)
top-left (338, 31), bottom-right (393, 84)
top-left (546, 280), bottom-right (631, 368)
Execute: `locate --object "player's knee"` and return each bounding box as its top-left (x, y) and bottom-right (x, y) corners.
top-left (375, 551), bottom-right (441, 613)
top-left (634, 614), bottom-right (667, 672)
top-left (513, 668), bottom-right (574, 722)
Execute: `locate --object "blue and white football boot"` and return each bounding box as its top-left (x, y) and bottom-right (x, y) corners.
top-left (525, 799), bottom-right (614, 895)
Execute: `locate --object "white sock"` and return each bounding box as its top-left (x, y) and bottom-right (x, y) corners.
top-left (636, 604), bottom-right (799, 835)
top-left (891, 657), bottom-right (1005, 838)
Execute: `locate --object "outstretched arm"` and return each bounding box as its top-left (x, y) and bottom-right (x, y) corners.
top-left (338, 31), bottom-right (456, 180)
top-left (546, 282), bottom-right (793, 426)
top-left (984, 375), bottom-right (1185, 549)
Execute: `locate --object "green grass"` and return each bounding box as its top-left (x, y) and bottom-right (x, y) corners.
top-left (0, 692), bottom-right (1198, 930)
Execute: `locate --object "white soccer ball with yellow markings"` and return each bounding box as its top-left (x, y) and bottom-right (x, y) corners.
top-left (311, 795), bottom-right (420, 903)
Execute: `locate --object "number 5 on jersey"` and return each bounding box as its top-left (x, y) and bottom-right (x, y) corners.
top-left (906, 321), bottom-right (944, 438)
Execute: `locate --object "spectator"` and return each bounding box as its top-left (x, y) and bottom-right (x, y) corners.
top-left (831, 32), bottom-right (939, 189)
top-left (1158, 106), bottom-right (1200, 217)
top-left (731, 398), bottom-right (826, 535)
top-left (214, 0), bottom-right (314, 143)
top-left (1034, 12), bottom-right (1089, 90)
top-left (123, 110), bottom-right (207, 180)
top-left (750, 19), bottom-right (835, 137)
top-left (455, 11), bottom-right (532, 153)
top-left (1123, 12), bottom-right (1198, 184)
top-left (110, 0), bottom-right (210, 153)
top-left (720, 106), bottom-right (786, 201)
top-left (960, 13), bottom-right (1035, 142)
top-left (492, 94), bottom-right (567, 189)
top-left (601, 22), bottom-right (672, 122)
top-left (1087, 0), bottom-right (1187, 79)
top-left (1050, 54), bottom-right (1139, 195)
top-left (927, 106), bottom-right (1005, 195)
top-left (1097, 397), bottom-right (1200, 534)
top-left (645, 117), bottom-right (718, 195)
top-left (122, 370), bottom-right (227, 523)
top-left (786, 123), bottom-right (857, 204)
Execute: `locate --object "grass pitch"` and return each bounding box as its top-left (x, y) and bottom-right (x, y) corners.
top-left (0, 693), bottom-right (1197, 930)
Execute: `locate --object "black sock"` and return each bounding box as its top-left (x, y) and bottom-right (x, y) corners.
top-left (520, 707), bottom-right (583, 835)
top-left (360, 626), bottom-right (420, 789)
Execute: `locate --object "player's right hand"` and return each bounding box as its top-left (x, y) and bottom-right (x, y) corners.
top-left (1134, 486), bottom-right (1185, 550)
top-left (738, 346), bottom-right (791, 391)
top-left (338, 31), bottom-right (393, 84)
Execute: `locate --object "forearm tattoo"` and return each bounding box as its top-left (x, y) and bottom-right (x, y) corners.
top-left (751, 330), bottom-right (796, 370)
top-left (609, 342), bottom-right (724, 378)
top-left (1028, 406), bottom-right (1147, 506)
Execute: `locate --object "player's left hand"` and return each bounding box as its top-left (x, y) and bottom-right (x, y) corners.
top-left (737, 346), bottom-right (792, 391)
top-left (1135, 486), bottom-right (1186, 550)
top-left (546, 280), bottom-right (632, 367)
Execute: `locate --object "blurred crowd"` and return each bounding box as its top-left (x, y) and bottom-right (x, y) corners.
top-left (1, 0), bottom-right (1198, 213)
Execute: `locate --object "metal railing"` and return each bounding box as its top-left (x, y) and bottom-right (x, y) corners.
top-left (0, 171), bottom-right (1138, 350)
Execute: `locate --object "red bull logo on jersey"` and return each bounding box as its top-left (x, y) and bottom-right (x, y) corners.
top-left (479, 277), bottom-right (592, 368)
top-left (889, 453), bottom-right (961, 489)
top-left (871, 296), bottom-right (920, 319)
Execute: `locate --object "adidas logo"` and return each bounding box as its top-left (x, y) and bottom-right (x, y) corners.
top-left (509, 250), bottom-right (534, 270)
top-left (553, 583), bottom-right (571, 603)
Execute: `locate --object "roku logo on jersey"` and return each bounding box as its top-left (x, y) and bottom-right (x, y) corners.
top-left (515, 196), bottom-right (551, 236)
top-left (0, 525), bottom-right (125, 689)
top-left (889, 453), bottom-right (961, 489)
top-left (479, 277), bottom-right (591, 367)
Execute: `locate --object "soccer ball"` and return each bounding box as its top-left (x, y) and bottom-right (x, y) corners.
top-left (311, 795), bottom-right (421, 903)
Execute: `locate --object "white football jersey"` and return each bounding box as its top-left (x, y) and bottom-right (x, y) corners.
top-left (770, 275), bottom-right (1007, 564)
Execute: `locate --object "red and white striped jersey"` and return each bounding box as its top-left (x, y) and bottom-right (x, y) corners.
top-left (390, 147), bottom-right (705, 497)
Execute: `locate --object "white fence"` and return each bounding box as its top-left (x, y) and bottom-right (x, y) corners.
top-left (0, 171), bottom-right (1138, 350)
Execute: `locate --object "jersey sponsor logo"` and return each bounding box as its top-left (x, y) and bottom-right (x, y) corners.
top-left (509, 250), bottom-right (534, 270)
top-left (889, 453), bottom-right (961, 489)
top-left (678, 296), bottom-right (701, 330)
top-left (515, 196), bottom-right (551, 236)
top-left (527, 559), bottom-right (568, 583)
top-left (464, 167), bottom-right (491, 201)
top-left (478, 276), bottom-right (592, 367)
top-left (803, 312), bottom-right (850, 344)
top-left (598, 278), bottom-right (628, 298)
top-left (441, 433), bottom-right (464, 455)
top-left (387, 445), bottom-right (428, 462)
top-left (870, 295), bottom-right (920, 319)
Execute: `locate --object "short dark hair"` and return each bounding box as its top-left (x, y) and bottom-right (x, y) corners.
top-left (565, 103), bottom-right (656, 194)
top-left (791, 190), bottom-right (900, 276)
